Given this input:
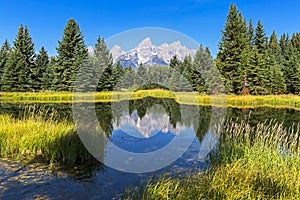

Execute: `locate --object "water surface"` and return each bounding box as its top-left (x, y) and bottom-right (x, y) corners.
top-left (1, 97), bottom-right (300, 199)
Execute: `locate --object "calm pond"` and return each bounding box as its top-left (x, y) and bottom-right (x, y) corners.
top-left (1, 97), bottom-right (300, 199)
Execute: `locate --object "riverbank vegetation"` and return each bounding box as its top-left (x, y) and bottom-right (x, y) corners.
top-left (1, 91), bottom-right (300, 110)
top-left (123, 119), bottom-right (300, 200)
top-left (0, 110), bottom-right (94, 166)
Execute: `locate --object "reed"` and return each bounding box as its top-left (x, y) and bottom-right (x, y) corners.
top-left (123, 119), bottom-right (300, 200)
top-left (0, 110), bottom-right (94, 165)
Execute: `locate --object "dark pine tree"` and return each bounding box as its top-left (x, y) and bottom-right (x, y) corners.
top-left (181, 55), bottom-right (193, 92)
top-left (121, 67), bottom-right (136, 90)
top-left (254, 20), bottom-right (267, 54)
top-left (34, 46), bottom-right (49, 91)
top-left (248, 20), bottom-right (269, 94)
top-left (169, 55), bottom-right (180, 69)
top-left (112, 61), bottom-right (124, 90)
top-left (279, 34), bottom-right (290, 56)
top-left (283, 41), bottom-right (300, 94)
top-left (291, 33), bottom-right (300, 59)
top-left (53, 19), bottom-right (88, 91)
top-left (169, 55), bottom-right (181, 91)
top-left (93, 36), bottom-right (114, 91)
top-left (2, 25), bottom-right (36, 91)
top-left (267, 31), bottom-right (286, 94)
top-left (0, 40), bottom-right (11, 90)
top-left (42, 57), bottom-right (55, 91)
top-left (216, 4), bottom-right (249, 94)
top-left (248, 19), bottom-right (254, 49)
top-left (135, 63), bottom-right (148, 88)
top-left (192, 45), bottom-right (213, 93)
top-left (248, 46), bottom-right (270, 94)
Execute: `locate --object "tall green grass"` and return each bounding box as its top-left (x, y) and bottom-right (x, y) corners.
top-left (0, 109), bottom-right (95, 165)
top-left (123, 119), bottom-right (300, 200)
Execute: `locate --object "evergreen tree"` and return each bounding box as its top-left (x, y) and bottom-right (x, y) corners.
top-left (269, 31), bottom-right (278, 50)
top-left (267, 31), bottom-right (286, 94)
top-left (121, 67), bottom-right (136, 90)
top-left (0, 40), bottom-right (11, 90)
top-left (248, 19), bottom-right (254, 49)
top-left (2, 51), bottom-right (23, 91)
top-left (169, 55), bottom-right (181, 91)
top-left (98, 64), bottom-right (114, 91)
top-left (148, 65), bottom-right (170, 89)
top-left (180, 55), bottom-right (193, 92)
top-left (112, 61), bottom-right (124, 90)
top-left (76, 57), bottom-right (98, 91)
top-left (34, 46), bottom-right (49, 91)
top-left (254, 20), bottom-right (267, 54)
top-left (194, 45), bottom-right (224, 94)
top-left (216, 4), bottom-right (249, 94)
top-left (269, 32), bottom-right (286, 71)
top-left (248, 20), bottom-right (269, 94)
top-left (170, 55), bottom-right (180, 69)
top-left (94, 36), bottom-right (113, 66)
top-left (42, 59), bottom-right (55, 91)
top-left (93, 36), bottom-right (113, 91)
top-left (245, 47), bottom-right (266, 94)
top-left (265, 51), bottom-right (286, 94)
top-left (279, 34), bottom-right (289, 55)
top-left (181, 55), bottom-right (192, 86)
top-left (291, 33), bottom-right (300, 58)
top-left (283, 42), bottom-right (300, 94)
top-left (53, 19), bottom-right (88, 91)
top-left (136, 63), bottom-right (148, 88)
top-left (169, 69), bottom-right (181, 92)
top-left (2, 25), bottom-right (36, 91)
top-left (192, 45), bottom-right (211, 93)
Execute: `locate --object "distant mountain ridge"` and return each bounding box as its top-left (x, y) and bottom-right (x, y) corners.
top-left (87, 37), bottom-right (197, 69)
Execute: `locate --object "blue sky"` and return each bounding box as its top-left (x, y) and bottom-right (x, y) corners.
top-left (0, 0), bottom-right (300, 57)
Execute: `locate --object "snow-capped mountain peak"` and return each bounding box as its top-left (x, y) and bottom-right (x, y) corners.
top-left (111, 45), bottom-right (125, 62)
top-left (137, 37), bottom-right (153, 49)
top-left (85, 37), bottom-right (196, 69)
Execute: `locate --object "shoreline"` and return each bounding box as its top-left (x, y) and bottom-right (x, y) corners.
top-left (0, 90), bottom-right (300, 110)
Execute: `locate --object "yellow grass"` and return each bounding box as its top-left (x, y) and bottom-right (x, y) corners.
top-left (1, 90), bottom-right (300, 109)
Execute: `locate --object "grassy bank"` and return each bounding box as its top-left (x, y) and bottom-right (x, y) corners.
top-left (0, 112), bottom-right (94, 165)
top-left (1, 90), bottom-right (300, 109)
top-left (0, 90), bottom-right (175, 103)
top-left (123, 119), bottom-right (300, 200)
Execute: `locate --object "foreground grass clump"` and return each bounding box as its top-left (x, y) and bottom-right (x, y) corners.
top-left (0, 113), bottom-right (94, 165)
top-left (123, 120), bottom-right (300, 200)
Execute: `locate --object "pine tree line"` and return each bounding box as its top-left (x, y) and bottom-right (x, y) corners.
top-left (0, 19), bottom-right (124, 92)
top-left (216, 4), bottom-right (300, 95)
top-left (0, 5), bottom-right (300, 94)
top-left (0, 18), bottom-right (217, 93)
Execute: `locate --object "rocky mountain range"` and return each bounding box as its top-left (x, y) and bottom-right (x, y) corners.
top-left (87, 37), bottom-right (197, 69)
